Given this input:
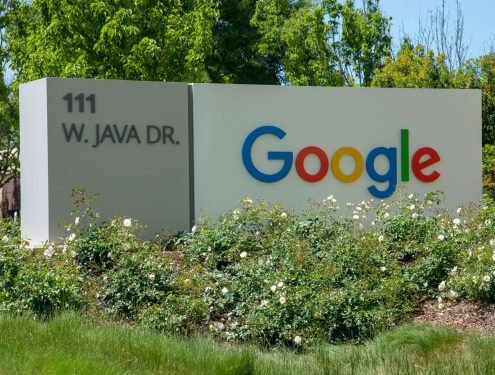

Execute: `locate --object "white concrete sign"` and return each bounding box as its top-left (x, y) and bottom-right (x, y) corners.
top-left (20, 79), bottom-right (481, 244)
top-left (192, 84), bottom-right (481, 218)
top-left (20, 78), bottom-right (191, 245)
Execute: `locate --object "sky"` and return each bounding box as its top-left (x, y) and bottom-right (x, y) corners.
top-left (379, 0), bottom-right (495, 58)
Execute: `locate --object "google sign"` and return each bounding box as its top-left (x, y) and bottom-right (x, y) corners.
top-left (242, 126), bottom-right (440, 199)
top-left (193, 84), bottom-right (480, 220)
top-left (21, 79), bottom-right (481, 244)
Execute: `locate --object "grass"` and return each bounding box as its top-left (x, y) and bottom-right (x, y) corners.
top-left (1, 313), bottom-right (495, 374)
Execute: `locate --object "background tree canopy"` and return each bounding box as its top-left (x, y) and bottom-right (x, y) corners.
top-left (0, 0), bottom-right (494, 188)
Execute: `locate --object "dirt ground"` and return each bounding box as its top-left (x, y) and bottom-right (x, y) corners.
top-left (414, 300), bottom-right (495, 335)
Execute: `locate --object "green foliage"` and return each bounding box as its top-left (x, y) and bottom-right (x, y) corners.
top-left (251, 0), bottom-right (392, 86)
top-left (372, 38), bottom-right (454, 88)
top-left (0, 234), bottom-right (83, 317)
top-left (483, 144), bottom-right (495, 199)
top-left (8, 193), bottom-right (495, 346)
top-left (6, 0), bottom-right (219, 83)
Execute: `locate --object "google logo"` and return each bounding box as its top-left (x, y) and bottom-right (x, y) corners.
top-left (242, 125), bottom-right (441, 199)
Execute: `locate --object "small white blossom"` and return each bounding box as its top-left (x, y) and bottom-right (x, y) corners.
top-left (380, 266), bottom-right (387, 272)
top-left (450, 267), bottom-right (458, 275)
top-left (449, 290), bottom-right (459, 298)
top-left (384, 212), bottom-right (390, 219)
top-left (423, 282), bottom-right (428, 287)
top-left (44, 246), bottom-right (55, 258)
top-left (486, 219), bottom-right (492, 227)
top-left (294, 336), bottom-right (302, 345)
top-left (212, 322), bottom-right (225, 331)
top-left (378, 235), bottom-right (384, 242)
top-left (191, 225), bottom-right (198, 233)
top-left (74, 216), bottom-right (80, 225)
top-left (67, 233), bottom-right (76, 242)
top-left (456, 207), bottom-right (462, 215)
top-left (243, 198), bottom-right (253, 204)
top-left (453, 218), bottom-right (461, 225)
top-left (438, 281), bottom-right (446, 291)
top-left (408, 193), bottom-right (415, 200)
top-left (490, 239), bottom-right (495, 246)
top-left (483, 275), bottom-right (491, 283)
top-left (277, 281), bottom-right (284, 288)
top-left (123, 218), bottom-right (132, 227)
top-left (270, 285), bottom-right (277, 292)
top-left (352, 214), bottom-right (360, 220)
top-left (260, 300), bottom-right (269, 307)
top-left (1, 235), bottom-right (9, 243)
top-left (70, 250), bottom-right (77, 258)
top-left (279, 296), bottom-right (286, 304)
top-left (438, 234), bottom-right (445, 241)
top-left (492, 253), bottom-right (495, 261)
top-left (408, 204), bottom-right (415, 210)
top-left (412, 213), bottom-right (419, 219)
top-left (240, 251), bottom-right (247, 258)
top-left (148, 273), bottom-right (155, 281)
top-left (221, 287), bottom-right (229, 294)
top-left (280, 212), bottom-right (288, 219)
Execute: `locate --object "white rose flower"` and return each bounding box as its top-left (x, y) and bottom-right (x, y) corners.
top-left (352, 214), bottom-right (360, 220)
top-left (412, 213), bottom-right (419, 219)
top-left (270, 285), bottom-right (277, 292)
top-left (221, 287), bottom-right (229, 294)
top-left (453, 218), bottom-right (461, 225)
top-left (490, 239), bottom-right (495, 246)
top-left (438, 234), bottom-right (445, 241)
top-left (44, 246), bottom-right (55, 258)
top-left (191, 225), bottom-right (198, 233)
top-left (483, 275), bottom-right (491, 283)
top-left (260, 300), bottom-right (268, 307)
top-left (213, 322), bottom-right (225, 331)
top-left (67, 233), bottom-right (76, 242)
top-left (280, 212), bottom-right (288, 219)
top-left (279, 296), bottom-right (286, 304)
top-left (74, 216), bottom-right (80, 225)
top-left (123, 218), bottom-right (132, 227)
top-left (148, 273), bottom-right (156, 281)
top-left (384, 212), bottom-right (390, 219)
top-left (438, 281), bottom-right (446, 291)
top-left (450, 290), bottom-right (459, 298)
top-left (1, 235), bottom-right (9, 243)
top-left (277, 282), bottom-right (284, 288)
top-left (456, 207), bottom-right (462, 214)
top-left (240, 251), bottom-right (247, 258)
top-left (408, 193), bottom-right (415, 199)
top-left (294, 336), bottom-right (302, 345)
top-left (243, 198), bottom-right (253, 204)
top-left (380, 266), bottom-right (387, 272)
top-left (408, 204), bottom-right (415, 210)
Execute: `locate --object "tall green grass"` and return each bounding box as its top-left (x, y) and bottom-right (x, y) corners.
top-left (1, 313), bottom-right (495, 374)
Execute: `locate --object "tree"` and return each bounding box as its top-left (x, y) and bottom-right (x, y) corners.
top-left (417, 0), bottom-right (469, 71)
top-left (371, 38), bottom-right (454, 89)
top-left (205, 0), bottom-right (281, 84)
top-left (251, 0), bottom-right (392, 86)
top-left (338, 0), bottom-right (392, 86)
top-left (0, 0), bottom-right (19, 188)
top-left (6, 0), bottom-right (219, 83)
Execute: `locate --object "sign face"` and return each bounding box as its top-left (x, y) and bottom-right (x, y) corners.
top-left (20, 78), bottom-right (191, 245)
top-left (192, 84), bottom-right (481, 218)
